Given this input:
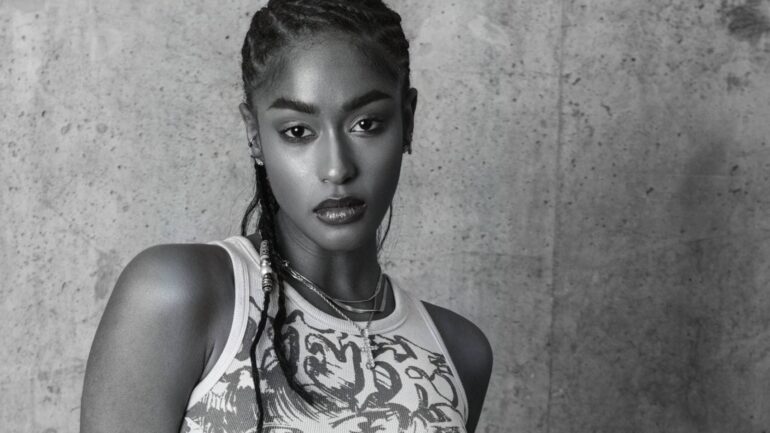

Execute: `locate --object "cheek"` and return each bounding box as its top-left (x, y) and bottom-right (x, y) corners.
top-left (263, 153), bottom-right (314, 215)
top-left (363, 141), bottom-right (403, 206)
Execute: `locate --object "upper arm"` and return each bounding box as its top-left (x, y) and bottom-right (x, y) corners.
top-left (81, 244), bottom-right (222, 433)
top-left (423, 302), bottom-right (493, 433)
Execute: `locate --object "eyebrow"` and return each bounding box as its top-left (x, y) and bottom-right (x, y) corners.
top-left (268, 98), bottom-right (318, 114)
top-left (267, 90), bottom-right (393, 114)
top-left (342, 90), bottom-right (392, 112)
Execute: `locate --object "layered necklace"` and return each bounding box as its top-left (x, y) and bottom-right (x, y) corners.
top-left (275, 258), bottom-right (388, 370)
top-left (325, 271), bottom-right (386, 314)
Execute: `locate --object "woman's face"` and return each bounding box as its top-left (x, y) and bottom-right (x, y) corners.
top-left (241, 33), bottom-right (417, 253)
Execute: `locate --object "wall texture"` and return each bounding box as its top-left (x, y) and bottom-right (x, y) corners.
top-left (1, 0), bottom-right (769, 432)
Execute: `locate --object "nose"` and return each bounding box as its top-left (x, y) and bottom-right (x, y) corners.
top-left (318, 130), bottom-right (357, 185)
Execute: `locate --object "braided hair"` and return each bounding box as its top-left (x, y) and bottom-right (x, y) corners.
top-left (238, 0), bottom-right (410, 430)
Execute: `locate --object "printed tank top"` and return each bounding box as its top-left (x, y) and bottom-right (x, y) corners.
top-left (180, 236), bottom-right (468, 433)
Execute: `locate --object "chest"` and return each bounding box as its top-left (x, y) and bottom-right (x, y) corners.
top-left (182, 308), bottom-right (467, 433)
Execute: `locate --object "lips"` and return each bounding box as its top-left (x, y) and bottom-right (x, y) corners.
top-left (313, 196), bottom-right (365, 211)
top-left (313, 196), bottom-right (367, 225)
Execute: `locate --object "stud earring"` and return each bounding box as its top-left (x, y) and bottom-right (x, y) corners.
top-left (249, 136), bottom-right (264, 165)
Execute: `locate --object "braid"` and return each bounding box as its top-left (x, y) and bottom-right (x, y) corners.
top-left (241, 0), bottom-right (411, 106)
top-left (239, 1), bottom-right (411, 430)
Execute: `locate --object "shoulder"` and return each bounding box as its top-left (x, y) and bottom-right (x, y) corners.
top-left (109, 243), bottom-right (232, 324)
top-left (112, 242), bottom-right (235, 351)
top-left (122, 242), bottom-right (232, 289)
top-left (422, 301), bottom-right (493, 374)
top-left (422, 301), bottom-right (493, 433)
top-left (81, 242), bottom-right (234, 432)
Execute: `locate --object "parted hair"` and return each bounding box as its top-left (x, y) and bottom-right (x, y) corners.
top-left (237, 0), bottom-right (411, 430)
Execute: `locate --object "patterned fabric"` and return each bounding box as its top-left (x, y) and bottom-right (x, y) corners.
top-left (180, 237), bottom-right (467, 433)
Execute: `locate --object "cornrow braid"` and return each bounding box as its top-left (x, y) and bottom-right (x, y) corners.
top-left (239, 1), bottom-right (411, 431)
top-left (241, 0), bottom-right (410, 106)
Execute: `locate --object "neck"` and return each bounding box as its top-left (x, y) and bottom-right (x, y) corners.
top-left (272, 210), bottom-right (381, 303)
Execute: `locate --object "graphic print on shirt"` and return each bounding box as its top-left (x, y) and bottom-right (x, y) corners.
top-left (182, 297), bottom-right (465, 433)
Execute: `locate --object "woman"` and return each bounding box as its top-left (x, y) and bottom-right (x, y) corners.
top-left (81, 1), bottom-right (493, 432)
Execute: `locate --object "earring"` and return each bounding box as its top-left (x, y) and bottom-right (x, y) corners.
top-left (249, 135), bottom-right (264, 165)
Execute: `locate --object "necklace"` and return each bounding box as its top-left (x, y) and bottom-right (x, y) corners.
top-left (328, 271), bottom-right (383, 303)
top-left (278, 260), bottom-right (386, 315)
top-left (275, 258), bottom-right (386, 369)
top-left (327, 272), bottom-right (386, 314)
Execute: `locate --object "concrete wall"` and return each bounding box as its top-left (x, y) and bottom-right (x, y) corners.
top-left (1, 0), bottom-right (768, 432)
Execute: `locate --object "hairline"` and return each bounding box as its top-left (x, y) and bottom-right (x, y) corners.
top-left (245, 29), bottom-right (409, 107)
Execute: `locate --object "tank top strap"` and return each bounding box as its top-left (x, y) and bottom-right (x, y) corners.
top-left (406, 288), bottom-right (471, 422)
top-left (185, 236), bottom-right (263, 408)
top-left (212, 236), bottom-right (270, 311)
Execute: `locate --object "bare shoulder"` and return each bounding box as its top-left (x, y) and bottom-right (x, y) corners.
top-left (81, 242), bottom-right (234, 433)
top-left (102, 243), bottom-right (234, 334)
top-left (115, 243), bottom-right (233, 303)
top-left (423, 302), bottom-right (493, 433)
top-left (422, 302), bottom-right (493, 373)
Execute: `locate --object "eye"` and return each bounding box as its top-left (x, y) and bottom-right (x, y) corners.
top-left (280, 125), bottom-right (315, 141)
top-left (350, 118), bottom-right (383, 134)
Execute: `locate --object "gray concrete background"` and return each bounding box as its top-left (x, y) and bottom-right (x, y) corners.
top-left (2, 0), bottom-right (769, 432)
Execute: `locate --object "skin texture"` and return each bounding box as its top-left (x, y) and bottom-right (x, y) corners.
top-left (81, 34), bottom-right (492, 433)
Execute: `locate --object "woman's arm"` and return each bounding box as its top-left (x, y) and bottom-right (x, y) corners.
top-left (423, 302), bottom-right (493, 433)
top-left (81, 244), bottom-right (232, 433)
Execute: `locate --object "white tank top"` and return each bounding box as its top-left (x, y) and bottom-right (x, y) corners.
top-left (180, 236), bottom-right (468, 433)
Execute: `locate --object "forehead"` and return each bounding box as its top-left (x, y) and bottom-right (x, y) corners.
top-left (254, 33), bottom-right (401, 110)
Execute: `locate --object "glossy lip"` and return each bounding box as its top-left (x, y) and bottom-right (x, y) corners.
top-left (313, 196), bottom-right (367, 225)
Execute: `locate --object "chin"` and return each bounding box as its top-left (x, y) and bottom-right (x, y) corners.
top-left (309, 220), bottom-right (378, 253)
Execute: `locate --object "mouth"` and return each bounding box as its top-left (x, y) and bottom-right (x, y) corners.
top-left (313, 196), bottom-right (367, 225)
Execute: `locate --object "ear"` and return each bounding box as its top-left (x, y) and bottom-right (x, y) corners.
top-left (239, 102), bottom-right (263, 160)
top-left (403, 88), bottom-right (418, 152)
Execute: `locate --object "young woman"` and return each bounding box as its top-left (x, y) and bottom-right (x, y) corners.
top-left (81, 1), bottom-right (492, 432)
